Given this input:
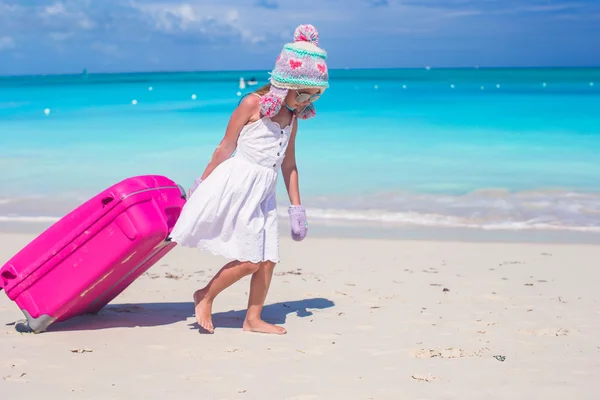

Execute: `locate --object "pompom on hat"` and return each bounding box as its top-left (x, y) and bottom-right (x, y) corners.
top-left (260, 24), bottom-right (329, 120)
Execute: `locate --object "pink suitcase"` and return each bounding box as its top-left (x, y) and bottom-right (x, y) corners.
top-left (0, 175), bottom-right (187, 333)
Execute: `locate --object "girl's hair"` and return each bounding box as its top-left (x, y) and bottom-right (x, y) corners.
top-left (237, 83), bottom-right (272, 106)
top-left (254, 83), bottom-right (271, 96)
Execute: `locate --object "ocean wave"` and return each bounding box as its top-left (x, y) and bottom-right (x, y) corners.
top-left (277, 208), bottom-right (600, 232)
top-left (0, 216), bottom-right (60, 223)
top-left (279, 189), bottom-right (600, 232)
top-left (2, 189), bottom-right (600, 232)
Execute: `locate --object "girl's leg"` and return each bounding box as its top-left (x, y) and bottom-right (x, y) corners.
top-left (194, 260), bottom-right (261, 333)
top-left (243, 261), bottom-right (287, 335)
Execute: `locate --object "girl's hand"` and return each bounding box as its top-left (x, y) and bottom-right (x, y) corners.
top-left (288, 205), bottom-right (308, 241)
top-left (188, 177), bottom-right (202, 198)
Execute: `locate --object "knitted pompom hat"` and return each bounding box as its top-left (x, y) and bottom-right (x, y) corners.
top-left (260, 24), bottom-right (329, 119)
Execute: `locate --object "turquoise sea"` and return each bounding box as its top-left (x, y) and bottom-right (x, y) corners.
top-left (1, 67), bottom-right (600, 233)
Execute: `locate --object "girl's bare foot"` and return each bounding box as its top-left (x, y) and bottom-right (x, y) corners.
top-left (243, 318), bottom-right (287, 335)
top-left (193, 289), bottom-right (214, 334)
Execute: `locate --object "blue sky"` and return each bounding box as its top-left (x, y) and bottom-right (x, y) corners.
top-left (0, 0), bottom-right (599, 75)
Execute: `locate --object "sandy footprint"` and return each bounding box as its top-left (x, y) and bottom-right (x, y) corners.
top-left (410, 346), bottom-right (489, 359)
top-left (411, 373), bottom-right (437, 382)
top-left (165, 272), bottom-right (183, 280)
top-left (2, 372), bottom-right (28, 383)
top-left (519, 328), bottom-right (571, 336)
top-left (475, 320), bottom-right (499, 327)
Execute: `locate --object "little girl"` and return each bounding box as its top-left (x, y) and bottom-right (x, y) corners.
top-left (170, 24), bottom-right (329, 335)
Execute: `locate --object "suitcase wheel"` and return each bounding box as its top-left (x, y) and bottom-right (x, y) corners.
top-left (14, 320), bottom-right (34, 334)
top-left (19, 310), bottom-right (56, 334)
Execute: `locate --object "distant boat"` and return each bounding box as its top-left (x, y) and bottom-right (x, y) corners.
top-left (247, 77), bottom-right (258, 86)
top-left (239, 77), bottom-right (246, 89)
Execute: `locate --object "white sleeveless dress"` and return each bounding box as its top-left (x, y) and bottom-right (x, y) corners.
top-left (169, 112), bottom-right (295, 264)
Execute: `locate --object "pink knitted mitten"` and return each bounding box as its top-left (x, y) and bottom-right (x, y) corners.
top-left (288, 205), bottom-right (308, 241)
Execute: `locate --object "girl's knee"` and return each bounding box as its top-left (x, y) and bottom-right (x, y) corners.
top-left (241, 261), bottom-right (261, 274)
top-left (262, 261), bottom-right (276, 270)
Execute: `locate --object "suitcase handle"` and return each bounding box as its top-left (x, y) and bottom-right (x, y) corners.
top-left (177, 184), bottom-right (187, 199)
top-left (0, 264), bottom-right (17, 290)
top-left (102, 196), bottom-right (114, 207)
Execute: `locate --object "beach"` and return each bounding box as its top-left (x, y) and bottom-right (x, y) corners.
top-left (2, 227), bottom-right (599, 399)
top-left (2, 0), bottom-right (600, 394)
top-left (2, 67), bottom-right (600, 398)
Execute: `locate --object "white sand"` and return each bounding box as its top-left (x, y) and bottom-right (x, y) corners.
top-left (1, 232), bottom-right (599, 399)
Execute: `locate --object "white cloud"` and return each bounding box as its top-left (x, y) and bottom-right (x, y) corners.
top-left (0, 0), bottom-right (387, 50)
top-left (225, 8), bottom-right (240, 23)
top-left (0, 36), bottom-right (15, 51)
top-left (44, 2), bottom-right (67, 16)
top-left (40, 1), bottom-right (96, 31)
top-left (129, 2), bottom-right (268, 44)
top-left (132, 2), bottom-right (199, 32)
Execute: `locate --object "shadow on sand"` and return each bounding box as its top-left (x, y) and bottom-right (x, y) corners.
top-left (42, 297), bottom-right (335, 332)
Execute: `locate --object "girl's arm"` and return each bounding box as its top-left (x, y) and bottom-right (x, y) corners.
top-left (199, 95), bottom-right (259, 180)
top-left (281, 118), bottom-right (301, 206)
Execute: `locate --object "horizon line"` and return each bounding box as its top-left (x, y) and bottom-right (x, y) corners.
top-left (1, 65), bottom-right (599, 79)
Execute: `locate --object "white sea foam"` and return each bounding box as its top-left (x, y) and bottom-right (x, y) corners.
top-left (2, 189), bottom-right (600, 233)
top-left (279, 189), bottom-right (600, 232)
top-left (0, 216), bottom-right (60, 223)
top-left (277, 208), bottom-right (600, 232)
